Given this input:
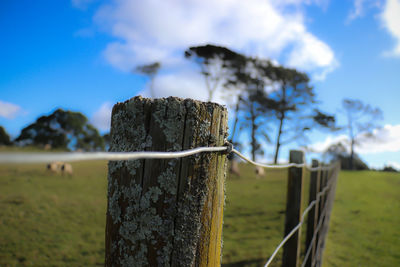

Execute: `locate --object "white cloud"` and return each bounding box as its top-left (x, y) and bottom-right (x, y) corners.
top-left (356, 124), bottom-right (400, 153)
top-left (286, 32), bottom-right (339, 80)
top-left (91, 102), bottom-right (112, 132)
top-left (348, 0), bottom-right (367, 20)
top-left (307, 124), bottom-right (400, 155)
top-left (385, 161), bottom-right (400, 170)
top-left (347, 0), bottom-right (382, 21)
top-left (381, 0), bottom-right (400, 57)
top-left (93, 0), bottom-right (337, 87)
top-left (151, 71), bottom-right (207, 101)
top-left (0, 100), bottom-right (22, 119)
top-left (306, 134), bottom-right (349, 153)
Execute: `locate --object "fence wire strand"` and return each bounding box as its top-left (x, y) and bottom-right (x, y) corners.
top-left (301, 168), bottom-right (338, 267)
top-left (0, 145), bottom-right (335, 172)
top-left (0, 146), bottom-right (228, 163)
top-left (301, 199), bottom-right (330, 267)
top-left (264, 175), bottom-right (336, 267)
top-left (232, 148), bottom-right (305, 169)
top-left (0, 142), bottom-right (339, 266)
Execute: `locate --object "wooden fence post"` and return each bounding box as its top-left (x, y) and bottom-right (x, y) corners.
top-left (282, 150), bottom-right (304, 267)
top-left (105, 96), bottom-right (228, 266)
top-left (305, 159), bottom-right (320, 267)
top-left (314, 166), bottom-right (328, 266)
top-left (315, 162), bottom-right (340, 267)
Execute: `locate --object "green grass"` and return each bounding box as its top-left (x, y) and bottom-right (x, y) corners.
top-left (0, 160), bottom-right (108, 266)
top-left (0, 152), bottom-right (399, 266)
top-left (323, 171), bottom-right (400, 267)
top-left (222, 165), bottom-right (288, 267)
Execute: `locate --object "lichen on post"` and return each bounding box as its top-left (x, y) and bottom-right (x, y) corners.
top-left (105, 96), bottom-right (228, 267)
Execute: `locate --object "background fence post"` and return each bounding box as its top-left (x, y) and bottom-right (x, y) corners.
top-left (282, 150), bottom-right (304, 267)
top-left (305, 159), bottom-right (320, 267)
top-left (316, 162), bottom-right (340, 267)
top-left (105, 96), bottom-right (228, 266)
top-left (314, 166), bottom-right (328, 266)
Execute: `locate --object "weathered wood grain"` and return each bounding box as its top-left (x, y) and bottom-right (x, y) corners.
top-left (282, 150), bottom-right (304, 267)
top-left (105, 96), bottom-right (228, 267)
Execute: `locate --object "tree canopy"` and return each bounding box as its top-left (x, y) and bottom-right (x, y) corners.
top-left (224, 56), bottom-right (337, 163)
top-left (341, 98), bottom-right (383, 169)
top-left (0, 126), bottom-right (12, 146)
top-left (185, 44), bottom-right (338, 163)
top-left (262, 65), bottom-right (338, 163)
top-left (134, 62), bottom-right (161, 98)
top-left (15, 109), bottom-right (104, 151)
top-left (185, 44), bottom-right (246, 102)
top-left (323, 141), bottom-right (369, 170)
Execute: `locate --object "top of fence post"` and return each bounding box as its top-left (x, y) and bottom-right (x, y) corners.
top-left (105, 96), bottom-right (228, 267)
top-left (282, 150), bottom-right (304, 267)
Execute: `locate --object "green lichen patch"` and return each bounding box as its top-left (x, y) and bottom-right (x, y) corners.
top-left (105, 96), bottom-right (228, 267)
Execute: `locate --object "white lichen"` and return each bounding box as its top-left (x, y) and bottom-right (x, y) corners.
top-left (106, 97), bottom-right (229, 266)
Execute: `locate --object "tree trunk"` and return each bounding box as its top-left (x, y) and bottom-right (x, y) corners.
top-left (348, 117), bottom-right (355, 170)
top-left (250, 102), bottom-right (257, 161)
top-left (350, 138), bottom-right (355, 170)
top-left (230, 98), bottom-right (241, 143)
top-left (273, 114), bottom-right (285, 164)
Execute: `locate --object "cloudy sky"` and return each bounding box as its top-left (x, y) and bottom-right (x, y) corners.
top-left (1, 0), bottom-right (399, 168)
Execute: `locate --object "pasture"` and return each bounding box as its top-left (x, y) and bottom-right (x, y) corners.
top-left (0, 152), bottom-right (399, 266)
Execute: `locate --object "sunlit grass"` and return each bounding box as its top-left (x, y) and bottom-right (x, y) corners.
top-left (323, 171), bottom-right (400, 267)
top-left (0, 149), bottom-right (399, 266)
top-left (0, 160), bottom-right (107, 266)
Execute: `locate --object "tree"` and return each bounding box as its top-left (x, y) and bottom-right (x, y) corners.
top-left (223, 54), bottom-right (336, 163)
top-left (185, 44), bottom-right (246, 102)
top-left (15, 109), bottom-right (104, 151)
top-left (134, 62), bottom-right (161, 98)
top-left (222, 57), bottom-right (273, 161)
top-left (254, 64), bottom-right (336, 163)
top-left (103, 132), bottom-right (111, 151)
top-left (0, 126), bottom-right (12, 146)
top-left (341, 99), bottom-right (383, 170)
top-left (185, 44), bottom-right (336, 163)
top-left (323, 141), bottom-right (369, 170)
top-left (382, 165), bottom-right (398, 172)
top-left (239, 85), bottom-right (271, 161)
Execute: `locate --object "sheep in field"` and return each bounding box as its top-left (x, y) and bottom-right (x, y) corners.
top-left (61, 163), bottom-right (73, 176)
top-left (46, 161), bottom-right (62, 174)
top-left (229, 160), bottom-right (240, 177)
top-left (255, 166), bottom-right (265, 178)
top-left (44, 144), bottom-right (52, 150)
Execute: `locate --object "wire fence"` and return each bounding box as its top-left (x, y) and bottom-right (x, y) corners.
top-left (0, 146), bottom-right (228, 163)
top-left (265, 165), bottom-right (338, 267)
top-left (0, 143), bottom-right (339, 267)
top-left (0, 145), bottom-right (335, 171)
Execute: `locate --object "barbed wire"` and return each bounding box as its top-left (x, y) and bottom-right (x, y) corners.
top-left (264, 175), bottom-right (336, 267)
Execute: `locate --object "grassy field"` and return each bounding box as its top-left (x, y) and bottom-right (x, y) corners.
top-left (0, 150), bottom-right (399, 266)
top-left (0, 160), bottom-right (107, 266)
top-left (323, 171), bottom-right (400, 266)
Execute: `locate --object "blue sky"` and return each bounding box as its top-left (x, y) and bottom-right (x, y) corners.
top-left (1, 0), bottom-right (399, 169)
